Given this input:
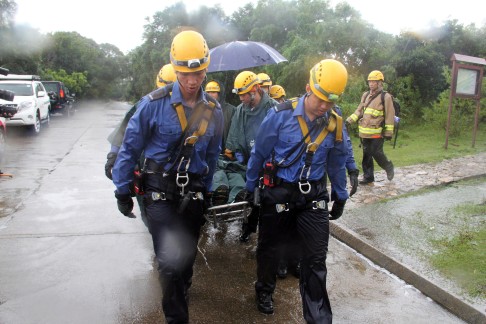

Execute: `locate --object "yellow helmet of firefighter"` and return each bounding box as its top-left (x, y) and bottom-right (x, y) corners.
top-left (257, 73), bottom-right (272, 87)
top-left (367, 70), bottom-right (384, 81)
top-left (155, 64), bottom-right (176, 88)
top-left (269, 85), bottom-right (286, 100)
top-left (309, 59), bottom-right (348, 102)
top-left (205, 80), bottom-right (221, 93)
top-left (232, 71), bottom-right (259, 95)
top-left (170, 30), bottom-right (210, 73)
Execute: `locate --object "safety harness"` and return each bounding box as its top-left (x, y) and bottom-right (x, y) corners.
top-left (272, 98), bottom-right (343, 194)
top-left (146, 84), bottom-right (217, 200)
top-left (171, 99), bottom-right (216, 193)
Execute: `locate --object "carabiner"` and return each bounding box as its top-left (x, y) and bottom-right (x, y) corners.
top-left (177, 156), bottom-right (191, 173)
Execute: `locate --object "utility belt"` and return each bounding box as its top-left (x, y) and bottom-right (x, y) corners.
top-left (142, 159), bottom-right (206, 213)
top-left (259, 177), bottom-right (329, 213)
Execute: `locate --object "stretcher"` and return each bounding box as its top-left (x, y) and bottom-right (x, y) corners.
top-left (205, 201), bottom-right (251, 228)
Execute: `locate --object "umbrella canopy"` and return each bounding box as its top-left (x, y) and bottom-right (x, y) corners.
top-left (208, 41), bottom-right (288, 73)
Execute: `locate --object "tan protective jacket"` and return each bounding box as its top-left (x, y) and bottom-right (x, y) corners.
top-left (346, 89), bottom-right (395, 139)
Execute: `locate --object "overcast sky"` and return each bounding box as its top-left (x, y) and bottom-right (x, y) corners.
top-left (14, 0), bottom-right (486, 54)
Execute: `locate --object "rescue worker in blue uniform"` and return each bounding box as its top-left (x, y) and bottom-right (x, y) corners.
top-left (245, 59), bottom-right (350, 322)
top-left (111, 30), bottom-right (223, 324)
top-left (105, 64), bottom-right (177, 227)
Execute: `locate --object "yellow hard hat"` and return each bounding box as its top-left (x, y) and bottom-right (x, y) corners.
top-left (269, 85), bottom-right (286, 99)
top-left (232, 71), bottom-right (259, 95)
top-left (367, 70), bottom-right (384, 81)
top-left (257, 73), bottom-right (272, 87)
top-left (309, 59), bottom-right (348, 102)
top-left (155, 64), bottom-right (176, 88)
top-left (205, 80), bottom-right (221, 92)
top-left (170, 30), bottom-right (210, 73)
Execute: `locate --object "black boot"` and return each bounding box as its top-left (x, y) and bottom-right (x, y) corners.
top-left (291, 262), bottom-right (301, 278)
top-left (386, 161), bottom-right (394, 181)
top-left (277, 261), bottom-right (288, 279)
top-left (256, 291), bottom-right (274, 314)
top-left (239, 222), bottom-right (252, 243)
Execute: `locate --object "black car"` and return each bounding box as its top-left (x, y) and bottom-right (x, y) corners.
top-left (42, 81), bottom-right (75, 116)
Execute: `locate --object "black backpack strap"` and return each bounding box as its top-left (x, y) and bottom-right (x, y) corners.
top-left (149, 83), bottom-right (174, 101)
top-left (273, 98), bottom-right (298, 113)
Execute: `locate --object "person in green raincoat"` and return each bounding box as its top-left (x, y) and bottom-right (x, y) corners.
top-left (205, 80), bottom-right (235, 153)
top-left (211, 71), bottom-right (277, 207)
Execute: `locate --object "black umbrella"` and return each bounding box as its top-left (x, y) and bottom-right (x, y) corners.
top-left (207, 41), bottom-right (288, 73)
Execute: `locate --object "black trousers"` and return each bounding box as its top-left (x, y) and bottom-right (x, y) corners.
top-left (143, 174), bottom-right (205, 324)
top-left (361, 137), bottom-right (392, 182)
top-left (256, 183), bottom-right (332, 323)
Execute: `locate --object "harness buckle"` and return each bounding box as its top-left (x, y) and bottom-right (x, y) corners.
top-left (184, 135), bottom-right (199, 146)
top-left (276, 203), bottom-right (289, 213)
top-left (306, 142), bottom-right (319, 153)
top-left (299, 181), bottom-right (311, 194)
top-left (176, 172), bottom-right (189, 188)
top-left (312, 200), bottom-right (327, 210)
top-left (193, 192), bottom-right (204, 200)
top-left (151, 192), bottom-right (166, 201)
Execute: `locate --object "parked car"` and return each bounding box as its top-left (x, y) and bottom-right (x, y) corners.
top-left (0, 74), bottom-right (50, 134)
top-left (0, 116), bottom-right (6, 164)
top-left (42, 81), bottom-right (75, 116)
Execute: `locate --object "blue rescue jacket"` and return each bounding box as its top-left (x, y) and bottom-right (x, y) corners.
top-left (245, 95), bottom-right (349, 201)
top-left (112, 82), bottom-right (224, 195)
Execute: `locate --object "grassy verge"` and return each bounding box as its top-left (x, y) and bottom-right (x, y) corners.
top-left (430, 201), bottom-right (486, 298)
top-left (349, 124), bottom-right (486, 168)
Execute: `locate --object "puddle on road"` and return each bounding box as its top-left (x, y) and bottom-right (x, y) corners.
top-left (339, 177), bottom-right (486, 306)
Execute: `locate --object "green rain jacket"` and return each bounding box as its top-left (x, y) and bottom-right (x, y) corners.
top-left (225, 91), bottom-right (277, 163)
top-left (221, 101), bottom-right (236, 152)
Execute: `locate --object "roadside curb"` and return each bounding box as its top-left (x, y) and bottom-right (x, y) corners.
top-left (330, 222), bottom-right (486, 324)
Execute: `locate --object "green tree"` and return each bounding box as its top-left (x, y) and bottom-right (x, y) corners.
top-left (41, 32), bottom-right (126, 98)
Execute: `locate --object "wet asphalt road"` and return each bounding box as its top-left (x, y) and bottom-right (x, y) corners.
top-left (0, 101), bottom-right (464, 323)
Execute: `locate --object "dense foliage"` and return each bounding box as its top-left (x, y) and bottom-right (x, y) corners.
top-left (1, 0), bottom-right (485, 131)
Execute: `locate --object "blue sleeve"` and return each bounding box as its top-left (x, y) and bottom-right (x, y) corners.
top-left (246, 110), bottom-right (280, 192)
top-left (112, 97), bottom-right (153, 194)
top-left (327, 140), bottom-right (349, 202)
top-left (203, 107), bottom-right (224, 192)
top-left (344, 124), bottom-right (358, 171)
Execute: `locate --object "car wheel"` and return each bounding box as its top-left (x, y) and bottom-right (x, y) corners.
top-left (29, 111), bottom-right (41, 135)
top-left (0, 129), bottom-right (6, 160)
top-left (44, 111), bottom-right (50, 127)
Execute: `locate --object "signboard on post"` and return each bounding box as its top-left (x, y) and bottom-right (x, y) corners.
top-left (445, 54), bottom-right (485, 149)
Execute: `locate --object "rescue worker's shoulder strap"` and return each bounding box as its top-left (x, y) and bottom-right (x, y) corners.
top-left (148, 83), bottom-right (174, 101)
top-left (380, 90), bottom-right (393, 105)
top-left (329, 108), bottom-right (343, 142)
top-left (273, 97), bottom-right (298, 113)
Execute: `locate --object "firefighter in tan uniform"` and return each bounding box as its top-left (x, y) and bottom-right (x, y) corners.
top-left (346, 70), bottom-right (394, 184)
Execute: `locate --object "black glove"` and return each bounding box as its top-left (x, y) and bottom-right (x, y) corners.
top-left (348, 169), bottom-right (359, 197)
top-left (105, 152), bottom-right (117, 180)
top-left (204, 192), bottom-right (213, 214)
top-left (114, 191), bottom-right (135, 218)
top-left (345, 120), bottom-right (352, 130)
top-left (384, 135), bottom-right (392, 141)
top-left (329, 199), bottom-right (346, 220)
top-left (244, 190), bottom-right (255, 207)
